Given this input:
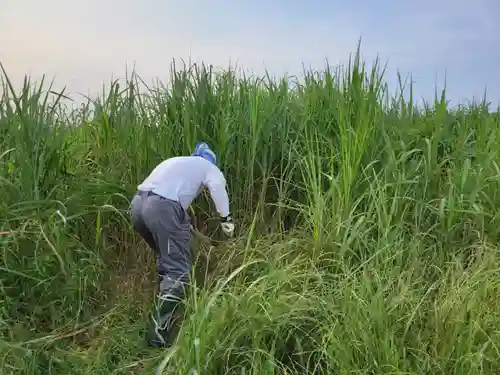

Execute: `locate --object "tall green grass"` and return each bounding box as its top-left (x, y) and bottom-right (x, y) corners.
top-left (1, 47), bottom-right (500, 374)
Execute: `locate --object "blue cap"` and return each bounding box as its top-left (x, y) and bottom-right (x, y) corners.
top-left (191, 142), bottom-right (217, 165)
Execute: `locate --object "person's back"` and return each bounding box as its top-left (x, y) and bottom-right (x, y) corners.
top-left (137, 155), bottom-right (230, 217)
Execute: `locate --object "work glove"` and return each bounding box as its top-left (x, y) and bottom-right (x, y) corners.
top-left (220, 214), bottom-right (235, 237)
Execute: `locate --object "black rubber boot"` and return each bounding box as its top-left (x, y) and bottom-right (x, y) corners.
top-left (146, 293), bottom-right (183, 348)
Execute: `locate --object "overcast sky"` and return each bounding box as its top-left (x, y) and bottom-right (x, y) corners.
top-left (1, 0), bottom-right (499, 107)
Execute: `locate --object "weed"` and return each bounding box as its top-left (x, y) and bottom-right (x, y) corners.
top-left (1, 47), bottom-right (500, 374)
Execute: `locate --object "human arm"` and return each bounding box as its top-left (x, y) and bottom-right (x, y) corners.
top-left (203, 166), bottom-right (234, 236)
top-left (203, 166), bottom-right (231, 218)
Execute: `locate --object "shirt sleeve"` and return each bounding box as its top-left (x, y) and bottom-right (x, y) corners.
top-left (203, 166), bottom-right (231, 217)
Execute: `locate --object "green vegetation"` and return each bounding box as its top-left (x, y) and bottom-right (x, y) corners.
top-left (1, 48), bottom-right (500, 374)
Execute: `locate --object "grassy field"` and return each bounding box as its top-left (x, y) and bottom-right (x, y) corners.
top-left (1, 49), bottom-right (500, 374)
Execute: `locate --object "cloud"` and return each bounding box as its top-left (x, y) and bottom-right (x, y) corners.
top-left (1, 0), bottom-right (498, 107)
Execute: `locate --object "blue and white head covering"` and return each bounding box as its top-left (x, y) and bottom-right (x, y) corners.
top-left (191, 142), bottom-right (217, 165)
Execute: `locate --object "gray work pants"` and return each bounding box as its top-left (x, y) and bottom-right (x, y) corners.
top-left (130, 190), bottom-right (192, 298)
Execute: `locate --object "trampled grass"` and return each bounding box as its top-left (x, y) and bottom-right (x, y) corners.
top-left (1, 48), bottom-right (500, 374)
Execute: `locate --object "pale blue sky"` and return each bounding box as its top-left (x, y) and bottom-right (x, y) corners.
top-left (1, 0), bottom-right (499, 107)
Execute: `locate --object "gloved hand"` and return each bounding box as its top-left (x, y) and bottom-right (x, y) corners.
top-left (220, 214), bottom-right (235, 237)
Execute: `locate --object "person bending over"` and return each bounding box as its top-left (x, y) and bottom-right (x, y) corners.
top-left (130, 142), bottom-right (234, 348)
